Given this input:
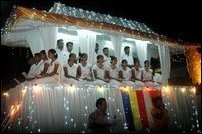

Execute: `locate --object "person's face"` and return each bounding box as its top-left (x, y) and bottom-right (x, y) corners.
top-left (34, 55), bottom-right (41, 62)
top-left (99, 100), bottom-right (107, 112)
top-left (135, 61), bottom-right (140, 67)
top-left (57, 40), bottom-right (64, 50)
top-left (145, 61), bottom-right (150, 68)
top-left (111, 59), bottom-right (117, 65)
top-left (40, 52), bottom-right (46, 59)
top-left (125, 47), bottom-right (130, 54)
top-left (67, 44), bottom-right (73, 52)
top-left (122, 61), bottom-right (128, 67)
top-left (98, 56), bottom-right (104, 63)
top-left (103, 49), bottom-right (109, 56)
top-left (69, 55), bottom-right (76, 62)
top-left (48, 52), bottom-right (54, 59)
top-left (82, 55), bottom-right (88, 62)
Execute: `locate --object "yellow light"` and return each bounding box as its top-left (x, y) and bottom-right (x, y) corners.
top-left (16, 104), bottom-right (20, 111)
top-left (10, 109), bottom-right (15, 117)
top-left (162, 85), bottom-right (170, 95)
top-left (33, 85), bottom-right (42, 93)
top-left (190, 87), bottom-right (196, 94)
top-left (97, 86), bottom-right (105, 93)
top-left (22, 89), bottom-right (26, 97)
top-left (120, 86), bottom-right (130, 92)
top-left (181, 87), bottom-right (186, 93)
top-left (3, 92), bottom-right (9, 97)
top-left (68, 85), bottom-right (76, 93)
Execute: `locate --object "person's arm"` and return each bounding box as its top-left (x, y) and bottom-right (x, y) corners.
top-left (64, 66), bottom-right (79, 81)
top-left (93, 69), bottom-right (108, 82)
top-left (45, 63), bottom-right (59, 77)
top-left (39, 62), bottom-right (49, 77)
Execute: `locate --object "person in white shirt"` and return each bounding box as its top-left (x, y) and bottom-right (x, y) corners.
top-left (119, 59), bottom-right (135, 86)
top-left (120, 46), bottom-right (134, 68)
top-left (56, 39), bottom-right (68, 67)
top-left (142, 60), bottom-right (160, 89)
top-left (131, 59), bottom-right (144, 89)
top-left (66, 41), bottom-right (78, 63)
top-left (92, 55), bottom-right (109, 85)
top-left (31, 49), bottom-right (64, 84)
top-left (103, 47), bottom-right (110, 67)
top-left (93, 43), bottom-right (100, 64)
top-left (77, 53), bottom-right (92, 81)
top-left (36, 50), bottom-right (50, 78)
top-left (63, 53), bottom-right (79, 84)
top-left (26, 53), bottom-right (42, 80)
top-left (105, 56), bottom-right (122, 86)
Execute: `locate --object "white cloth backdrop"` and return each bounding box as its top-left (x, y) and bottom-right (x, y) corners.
top-left (7, 27), bottom-right (58, 54)
top-left (78, 30), bottom-right (97, 65)
top-left (5, 84), bottom-right (127, 133)
top-left (110, 34), bottom-right (122, 65)
top-left (158, 45), bottom-right (170, 83)
top-left (135, 40), bottom-right (148, 67)
top-left (38, 27), bottom-right (58, 52)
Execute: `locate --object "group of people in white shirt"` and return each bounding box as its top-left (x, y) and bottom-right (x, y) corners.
top-left (23, 39), bottom-right (160, 89)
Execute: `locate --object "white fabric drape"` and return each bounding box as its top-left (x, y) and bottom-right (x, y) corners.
top-left (158, 45), bottom-right (170, 83)
top-left (78, 30), bottom-right (97, 65)
top-left (110, 34), bottom-right (122, 65)
top-left (7, 27), bottom-right (58, 54)
top-left (161, 86), bottom-right (201, 133)
top-left (5, 84), bottom-right (126, 133)
top-left (39, 27), bottom-right (58, 52)
top-left (135, 40), bottom-right (148, 67)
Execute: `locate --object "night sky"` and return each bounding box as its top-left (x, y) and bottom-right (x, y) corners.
top-left (1, 0), bottom-right (202, 44)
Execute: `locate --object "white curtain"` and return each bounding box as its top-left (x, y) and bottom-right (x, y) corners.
top-left (7, 27), bottom-right (58, 54)
top-left (5, 84), bottom-right (126, 133)
top-left (39, 27), bottom-right (58, 52)
top-left (135, 40), bottom-right (148, 68)
top-left (161, 86), bottom-right (201, 133)
top-left (78, 30), bottom-right (97, 65)
top-left (110, 34), bottom-right (122, 65)
top-left (158, 45), bottom-right (170, 83)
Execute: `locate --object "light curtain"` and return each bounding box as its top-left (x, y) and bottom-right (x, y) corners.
top-left (4, 84), bottom-right (201, 133)
top-left (135, 40), bottom-right (148, 67)
top-left (162, 86), bottom-right (201, 133)
top-left (38, 27), bottom-right (58, 52)
top-left (158, 45), bottom-right (171, 83)
top-left (5, 84), bottom-right (127, 133)
top-left (78, 30), bottom-right (97, 65)
top-left (110, 34), bottom-right (122, 64)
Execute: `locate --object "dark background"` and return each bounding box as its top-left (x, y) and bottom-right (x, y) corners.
top-left (1, 0), bottom-right (202, 44)
top-left (1, 0), bottom-right (199, 90)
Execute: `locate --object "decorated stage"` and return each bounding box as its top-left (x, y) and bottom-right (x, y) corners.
top-left (1, 84), bottom-right (201, 133)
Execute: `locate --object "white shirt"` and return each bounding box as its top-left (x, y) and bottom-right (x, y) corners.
top-left (78, 63), bottom-right (91, 79)
top-left (103, 55), bottom-right (110, 67)
top-left (56, 49), bottom-right (68, 67)
top-left (142, 68), bottom-right (153, 81)
top-left (38, 59), bottom-right (50, 75)
top-left (120, 53), bottom-right (134, 65)
top-left (65, 63), bottom-right (78, 77)
top-left (92, 64), bottom-right (107, 79)
top-left (106, 65), bottom-right (120, 79)
top-left (120, 66), bottom-right (132, 80)
top-left (27, 64), bottom-right (38, 78)
top-left (47, 60), bottom-right (64, 82)
top-left (132, 67), bottom-right (143, 80)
